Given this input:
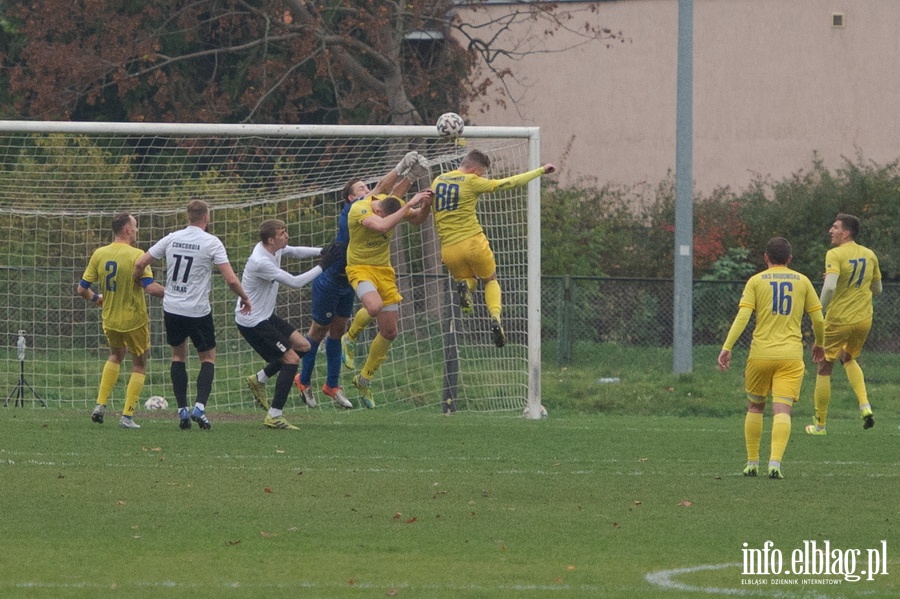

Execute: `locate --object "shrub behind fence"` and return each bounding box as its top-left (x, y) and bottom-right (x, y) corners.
top-left (543, 277), bottom-right (900, 366)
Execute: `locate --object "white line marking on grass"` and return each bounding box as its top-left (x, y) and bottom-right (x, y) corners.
top-left (645, 563), bottom-right (830, 599)
top-left (12, 580), bottom-right (607, 593)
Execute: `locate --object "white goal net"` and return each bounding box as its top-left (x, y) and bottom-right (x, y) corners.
top-left (0, 121), bottom-right (542, 416)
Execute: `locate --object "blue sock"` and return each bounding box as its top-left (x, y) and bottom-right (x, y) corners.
top-left (325, 336), bottom-right (342, 388)
top-left (299, 336), bottom-right (320, 387)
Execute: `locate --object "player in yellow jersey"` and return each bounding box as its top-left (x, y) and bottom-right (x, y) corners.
top-left (430, 150), bottom-right (556, 347)
top-left (345, 188), bottom-right (433, 407)
top-left (77, 213), bottom-right (165, 428)
top-left (717, 238), bottom-right (824, 480)
top-left (806, 213), bottom-right (882, 435)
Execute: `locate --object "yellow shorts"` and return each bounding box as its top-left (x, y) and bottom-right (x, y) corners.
top-left (104, 324), bottom-right (151, 356)
top-left (345, 264), bottom-right (403, 306)
top-left (823, 319), bottom-right (871, 362)
top-left (744, 358), bottom-right (805, 405)
top-left (441, 233), bottom-right (496, 281)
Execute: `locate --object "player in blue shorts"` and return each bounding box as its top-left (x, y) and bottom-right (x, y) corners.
top-left (294, 151), bottom-right (429, 408)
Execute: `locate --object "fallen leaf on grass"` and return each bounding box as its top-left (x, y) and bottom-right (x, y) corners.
top-left (612, 522), bottom-right (620, 528)
top-left (264, 487), bottom-right (273, 493)
top-left (260, 531), bottom-right (277, 538)
top-left (567, 565), bottom-right (576, 572)
top-left (405, 517), bottom-right (417, 524)
top-left (225, 540), bottom-right (241, 546)
top-left (142, 447), bottom-right (162, 452)
top-left (678, 500), bottom-right (694, 507)
top-left (275, 449), bottom-right (285, 454)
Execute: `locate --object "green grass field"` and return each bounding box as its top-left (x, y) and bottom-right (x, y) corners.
top-left (1, 345), bottom-right (899, 598)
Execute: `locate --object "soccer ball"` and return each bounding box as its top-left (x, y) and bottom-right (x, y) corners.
top-left (144, 396), bottom-right (168, 411)
top-left (436, 112), bottom-right (465, 138)
top-left (522, 404), bottom-right (548, 419)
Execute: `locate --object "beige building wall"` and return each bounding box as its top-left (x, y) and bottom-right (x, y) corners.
top-left (458, 0), bottom-right (900, 193)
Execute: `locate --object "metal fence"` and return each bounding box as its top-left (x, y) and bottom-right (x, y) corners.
top-left (542, 277), bottom-right (900, 366)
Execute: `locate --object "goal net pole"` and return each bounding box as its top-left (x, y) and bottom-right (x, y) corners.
top-left (0, 120), bottom-right (543, 417)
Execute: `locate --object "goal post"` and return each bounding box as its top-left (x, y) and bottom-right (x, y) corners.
top-left (0, 120), bottom-right (543, 417)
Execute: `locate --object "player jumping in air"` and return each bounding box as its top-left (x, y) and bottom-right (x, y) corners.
top-left (430, 150), bottom-right (556, 347)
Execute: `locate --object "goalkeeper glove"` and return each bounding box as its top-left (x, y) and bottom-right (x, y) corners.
top-left (394, 151), bottom-right (420, 175)
top-left (405, 155), bottom-right (431, 181)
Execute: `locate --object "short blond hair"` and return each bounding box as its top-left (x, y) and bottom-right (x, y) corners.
top-left (187, 200), bottom-right (209, 225)
top-left (461, 150), bottom-right (491, 170)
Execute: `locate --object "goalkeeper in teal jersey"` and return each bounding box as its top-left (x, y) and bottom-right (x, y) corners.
top-left (430, 150), bottom-right (556, 347)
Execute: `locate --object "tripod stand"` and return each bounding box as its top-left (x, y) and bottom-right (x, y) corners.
top-left (5, 332), bottom-right (46, 407)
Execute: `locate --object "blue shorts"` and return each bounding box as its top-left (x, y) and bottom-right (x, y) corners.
top-left (310, 273), bottom-right (355, 326)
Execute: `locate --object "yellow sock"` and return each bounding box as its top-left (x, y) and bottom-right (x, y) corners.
top-left (484, 279), bottom-right (502, 321)
top-left (744, 411), bottom-right (763, 463)
top-left (843, 359), bottom-right (869, 408)
top-left (770, 412), bottom-right (791, 464)
top-left (97, 361), bottom-right (120, 406)
top-left (123, 372), bottom-right (146, 417)
top-left (347, 308), bottom-right (372, 341)
top-left (361, 334), bottom-right (392, 381)
top-left (813, 374), bottom-right (831, 428)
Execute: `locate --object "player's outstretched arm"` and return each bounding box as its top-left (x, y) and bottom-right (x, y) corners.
top-left (492, 163), bottom-right (558, 192)
top-left (274, 265), bottom-right (322, 290)
top-left (371, 151), bottom-right (422, 197)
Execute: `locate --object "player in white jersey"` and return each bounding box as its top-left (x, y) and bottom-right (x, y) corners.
top-left (238, 218), bottom-right (341, 430)
top-left (134, 200), bottom-right (251, 430)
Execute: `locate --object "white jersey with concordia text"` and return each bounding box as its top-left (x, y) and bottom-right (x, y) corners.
top-left (235, 242), bottom-right (323, 328)
top-left (148, 225), bottom-right (230, 318)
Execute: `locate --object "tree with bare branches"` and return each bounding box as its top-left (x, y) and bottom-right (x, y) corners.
top-left (1, 1), bottom-right (622, 124)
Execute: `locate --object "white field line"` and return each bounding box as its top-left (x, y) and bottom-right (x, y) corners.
top-left (645, 563), bottom-right (832, 599)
